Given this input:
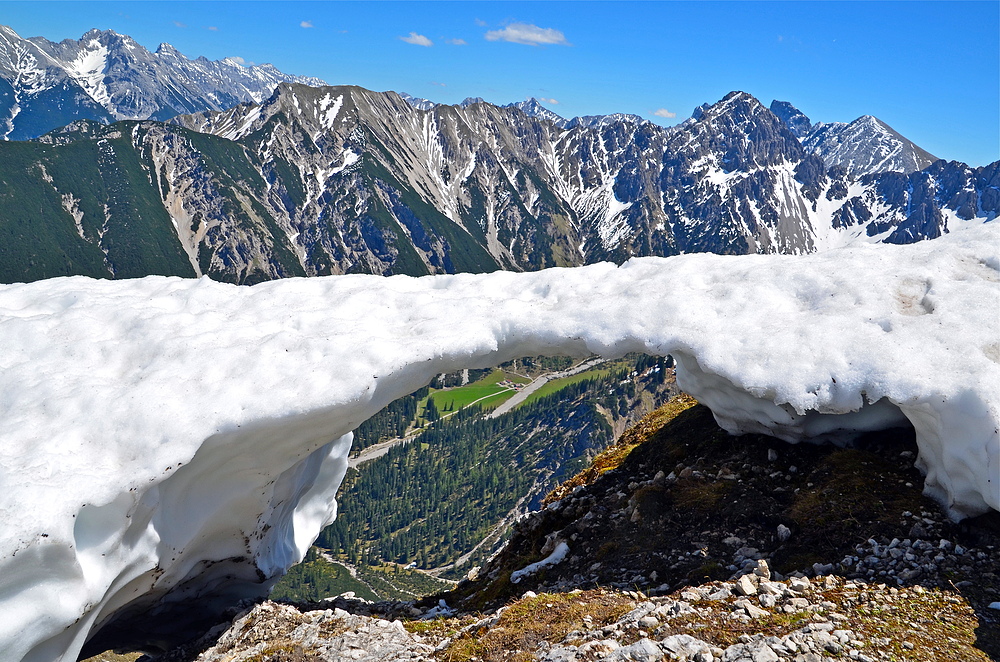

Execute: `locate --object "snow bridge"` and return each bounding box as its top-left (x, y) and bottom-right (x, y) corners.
top-left (0, 224), bottom-right (996, 661)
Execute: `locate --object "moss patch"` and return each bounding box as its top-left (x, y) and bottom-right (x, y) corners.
top-left (442, 590), bottom-right (633, 662)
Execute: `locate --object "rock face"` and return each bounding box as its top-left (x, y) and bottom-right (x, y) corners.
top-left (1, 83), bottom-right (995, 285)
top-left (0, 24), bottom-right (325, 140)
top-left (769, 101), bottom-right (813, 139)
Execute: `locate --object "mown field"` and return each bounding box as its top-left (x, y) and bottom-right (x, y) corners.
top-left (418, 369), bottom-right (531, 422)
top-left (516, 366), bottom-right (615, 409)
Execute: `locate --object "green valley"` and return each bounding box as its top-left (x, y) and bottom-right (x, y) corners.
top-left (310, 354), bottom-right (677, 592)
top-left (417, 368), bottom-right (531, 424)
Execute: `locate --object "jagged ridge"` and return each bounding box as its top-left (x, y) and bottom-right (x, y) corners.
top-left (0, 24), bottom-right (325, 140)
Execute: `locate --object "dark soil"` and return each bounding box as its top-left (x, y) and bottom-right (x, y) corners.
top-left (443, 402), bottom-right (1000, 658)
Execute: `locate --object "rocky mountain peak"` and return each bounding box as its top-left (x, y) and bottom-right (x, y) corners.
top-left (507, 98), bottom-right (567, 126)
top-left (399, 92), bottom-right (438, 110)
top-left (517, 98), bottom-right (549, 111)
top-left (73, 28), bottom-right (137, 53)
top-left (681, 90), bottom-right (805, 170)
top-left (803, 114), bottom-right (938, 176)
top-left (79, 27), bottom-right (115, 40)
top-left (769, 100), bottom-right (813, 138)
top-left (156, 42), bottom-right (181, 56)
top-left (689, 92), bottom-right (779, 133)
top-left (706, 91), bottom-right (776, 121)
top-left (764, 102), bottom-right (940, 177)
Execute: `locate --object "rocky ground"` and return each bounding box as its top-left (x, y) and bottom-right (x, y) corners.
top-left (91, 396), bottom-right (1000, 662)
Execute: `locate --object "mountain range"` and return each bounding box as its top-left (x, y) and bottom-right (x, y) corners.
top-left (0, 25), bottom-right (325, 140)
top-left (0, 27), bottom-right (995, 286)
top-left (410, 93), bottom-right (937, 177)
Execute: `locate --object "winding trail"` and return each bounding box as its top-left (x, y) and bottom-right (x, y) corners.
top-left (488, 357), bottom-right (607, 419)
top-left (348, 433), bottom-right (418, 469)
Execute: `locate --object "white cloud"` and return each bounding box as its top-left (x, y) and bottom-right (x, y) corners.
top-left (431, 81), bottom-right (447, 87)
top-left (445, 38), bottom-right (467, 45)
top-left (654, 108), bottom-right (677, 118)
top-left (484, 23), bottom-right (569, 46)
top-left (300, 21), bottom-right (314, 29)
top-left (400, 32), bottom-right (433, 47)
top-left (474, 18), bottom-right (488, 27)
top-left (230, 56), bottom-right (245, 65)
top-left (173, 21), bottom-right (187, 28)
top-left (538, 97), bottom-right (559, 105)
top-left (207, 26), bottom-right (218, 32)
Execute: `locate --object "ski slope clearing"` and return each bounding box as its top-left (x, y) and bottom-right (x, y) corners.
top-left (0, 224), bottom-right (996, 661)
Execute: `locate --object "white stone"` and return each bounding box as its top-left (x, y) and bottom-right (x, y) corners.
top-left (660, 633), bottom-right (711, 658)
top-left (606, 638), bottom-right (664, 661)
top-left (735, 574), bottom-right (758, 596)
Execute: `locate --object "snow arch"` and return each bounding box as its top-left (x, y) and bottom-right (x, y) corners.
top-left (0, 224), bottom-right (997, 661)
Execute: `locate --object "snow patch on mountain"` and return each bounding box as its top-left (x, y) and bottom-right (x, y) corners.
top-left (581, 182), bottom-right (633, 249)
top-left (319, 93), bottom-right (344, 130)
top-left (65, 38), bottom-right (111, 107)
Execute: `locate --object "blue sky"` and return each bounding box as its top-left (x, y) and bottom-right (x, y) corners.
top-left (3, 1), bottom-right (997, 166)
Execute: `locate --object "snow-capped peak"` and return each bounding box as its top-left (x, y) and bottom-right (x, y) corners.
top-left (506, 98), bottom-right (567, 126)
top-left (0, 24), bottom-right (328, 138)
top-left (156, 42), bottom-right (181, 56)
top-left (399, 92), bottom-right (439, 111)
top-left (803, 114), bottom-right (938, 176)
